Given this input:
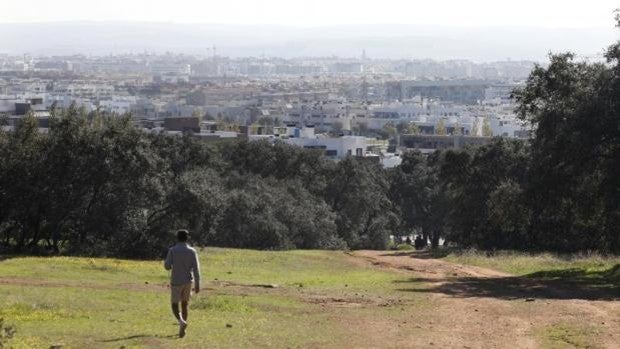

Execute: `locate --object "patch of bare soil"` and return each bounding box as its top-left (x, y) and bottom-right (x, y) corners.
top-left (342, 250), bottom-right (620, 349)
top-left (0, 277), bottom-right (168, 292)
top-left (303, 294), bottom-right (409, 308)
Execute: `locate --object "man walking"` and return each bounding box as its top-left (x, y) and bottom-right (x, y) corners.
top-left (164, 229), bottom-right (201, 338)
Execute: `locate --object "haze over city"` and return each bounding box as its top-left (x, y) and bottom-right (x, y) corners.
top-left (0, 0), bottom-right (618, 60)
top-left (2, 0), bottom-right (617, 27)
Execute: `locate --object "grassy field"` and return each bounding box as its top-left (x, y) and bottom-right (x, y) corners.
top-left (439, 249), bottom-right (620, 276)
top-left (1, 248), bottom-right (619, 348)
top-left (0, 248), bottom-right (422, 348)
top-left (439, 249), bottom-right (620, 293)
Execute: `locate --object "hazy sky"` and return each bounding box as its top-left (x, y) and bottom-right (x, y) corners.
top-left (1, 0), bottom-right (618, 28)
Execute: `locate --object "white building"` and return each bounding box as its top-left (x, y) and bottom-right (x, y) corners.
top-left (483, 84), bottom-right (521, 105)
top-left (249, 126), bottom-right (369, 159)
top-left (286, 134), bottom-right (367, 159)
top-left (99, 96), bottom-right (137, 115)
top-left (489, 116), bottom-right (529, 138)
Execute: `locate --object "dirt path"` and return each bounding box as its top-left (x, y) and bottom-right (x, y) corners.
top-left (351, 250), bottom-right (511, 278)
top-left (348, 250), bottom-right (620, 349)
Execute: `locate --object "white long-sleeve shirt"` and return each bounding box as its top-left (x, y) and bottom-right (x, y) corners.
top-left (164, 242), bottom-right (201, 288)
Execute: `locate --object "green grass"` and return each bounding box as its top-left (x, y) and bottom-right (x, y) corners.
top-left (537, 322), bottom-right (604, 349)
top-left (440, 249), bottom-right (620, 276)
top-left (0, 248), bottom-right (419, 348)
top-left (438, 249), bottom-right (620, 294)
top-left (0, 256), bottom-right (169, 287)
top-left (204, 248), bottom-right (403, 292)
top-left (394, 244), bottom-right (414, 251)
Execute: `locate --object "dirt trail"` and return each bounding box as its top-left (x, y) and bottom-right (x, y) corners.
top-left (352, 250), bottom-right (511, 279)
top-left (348, 250), bottom-right (620, 349)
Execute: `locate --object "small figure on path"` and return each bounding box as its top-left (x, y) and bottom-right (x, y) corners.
top-left (164, 229), bottom-right (201, 338)
top-left (405, 236), bottom-right (412, 246)
top-left (414, 235), bottom-right (426, 250)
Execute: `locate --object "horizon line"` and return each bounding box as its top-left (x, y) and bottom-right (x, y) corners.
top-left (0, 20), bottom-right (617, 31)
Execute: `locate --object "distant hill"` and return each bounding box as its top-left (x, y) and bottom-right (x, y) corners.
top-left (0, 22), bottom-right (616, 61)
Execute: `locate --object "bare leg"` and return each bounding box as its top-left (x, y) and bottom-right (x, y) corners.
top-left (173, 302), bottom-right (188, 338)
top-left (171, 303), bottom-right (181, 322)
top-left (181, 301), bottom-right (189, 322)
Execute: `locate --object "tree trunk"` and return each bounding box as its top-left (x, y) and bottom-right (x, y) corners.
top-left (51, 223), bottom-right (61, 254)
top-left (422, 231), bottom-right (429, 247)
top-left (28, 217), bottom-right (41, 248)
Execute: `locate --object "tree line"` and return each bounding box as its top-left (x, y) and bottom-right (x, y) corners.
top-left (1, 36), bottom-right (619, 257)
top-left (0, 109), bottom-right (399, 257)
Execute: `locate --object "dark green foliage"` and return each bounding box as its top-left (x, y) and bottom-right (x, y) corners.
top-left (392, 139), bottom-right (531, 250)
top-left (0, 114), bottom-right (396, 256)
top-left (212, 176), bottom-right (339, 250)
top-left (439, 139), bottom-right (531, 249)
top-left (486, 180), bottom-right (530, 249)
top-left (513, 45), bottom-right (620, 252)
top-left (0, 110), bottom-right (168, 257)
top-left (390, 151), bottom-right (446, 247)
top-left (326, 157), bottom-right (399, 249)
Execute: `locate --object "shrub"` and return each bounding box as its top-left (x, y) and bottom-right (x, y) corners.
top-left (0, 318), bottom-right (16, 348)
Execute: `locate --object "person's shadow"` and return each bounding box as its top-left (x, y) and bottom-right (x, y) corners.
top-left (98, 334), bottom-right (177, 342)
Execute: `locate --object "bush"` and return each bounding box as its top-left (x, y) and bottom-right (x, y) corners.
top-left (395, 244), bottom-right (414, 251)
top-left (0, 318), bottom-right (16, 348)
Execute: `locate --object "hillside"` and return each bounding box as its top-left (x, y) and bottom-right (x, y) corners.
top-left (1, 248), bottom-right (618, 348)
